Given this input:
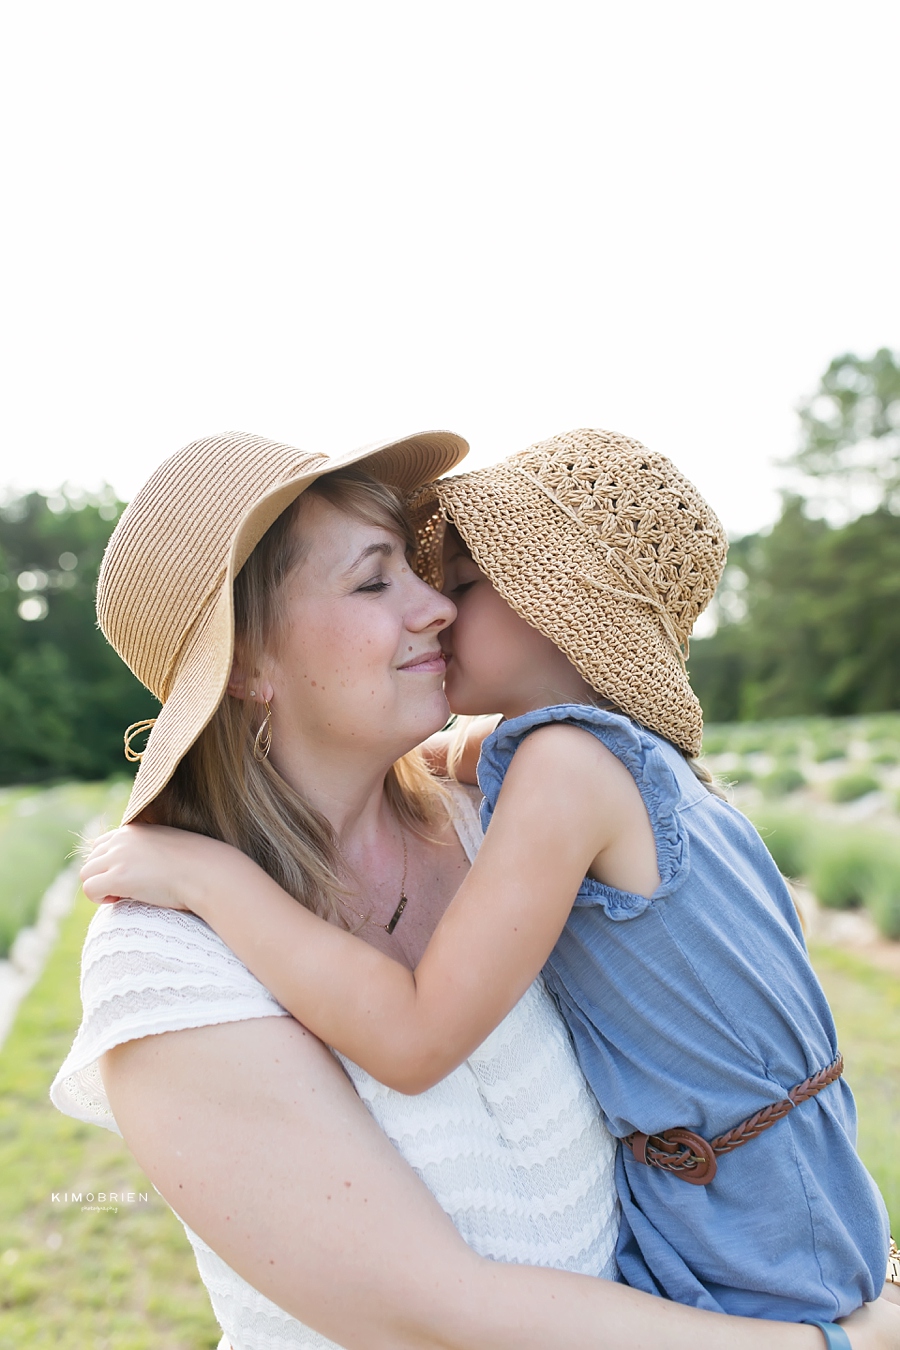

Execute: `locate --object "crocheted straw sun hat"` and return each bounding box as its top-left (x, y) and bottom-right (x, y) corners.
top-left (408, 428), bottom-right (727, 757)
top-left (100, 429), bottom-right (469, 824)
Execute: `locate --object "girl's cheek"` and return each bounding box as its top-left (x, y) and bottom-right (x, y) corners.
top-left (450, 610), bottom-right (472, 654)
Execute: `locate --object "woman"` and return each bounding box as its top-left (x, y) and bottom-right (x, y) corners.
top-left (54, 430), bottom-right (897, 1350)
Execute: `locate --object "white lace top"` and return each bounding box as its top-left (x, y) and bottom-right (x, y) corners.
top-left (51, 787), bottom-right (619, 1350)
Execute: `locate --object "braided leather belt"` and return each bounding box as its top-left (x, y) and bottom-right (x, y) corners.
top-left (622, 1052), bottom-right (843, 1186)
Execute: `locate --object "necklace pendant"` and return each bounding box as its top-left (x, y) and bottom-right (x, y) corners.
top-left (384, 893), bottom-right (408, 936)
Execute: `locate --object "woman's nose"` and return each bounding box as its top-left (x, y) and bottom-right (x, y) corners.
top-left (408, 573), bottom-right (456, 631)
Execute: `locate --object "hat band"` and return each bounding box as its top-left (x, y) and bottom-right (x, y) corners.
top-left (124, 718), bottom-right (157, 762)
top-left (508, 463), bottom-right (689, 664)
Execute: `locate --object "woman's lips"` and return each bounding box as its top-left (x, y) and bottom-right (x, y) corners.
top-left (398, 651), bottom-right (447, 674)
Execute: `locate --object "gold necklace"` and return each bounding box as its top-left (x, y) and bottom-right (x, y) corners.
top-left (344, 830), bottom-right (409, 935)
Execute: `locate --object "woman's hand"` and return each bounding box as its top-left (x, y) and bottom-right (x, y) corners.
top-left (841, 1295), bottom-right (900, 1349)
top-left (80, 824), bottom-right (237, 914)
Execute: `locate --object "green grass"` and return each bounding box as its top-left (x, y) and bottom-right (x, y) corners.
top-left (749, 811), bottom-right (813, 879)
top-left (0, 781), bottom-right (128, 958)
top-left (0, 884), bottom-right (220, 1348)
top-left (814, 744), bottom-right (848, 763)
top-left (701, 713), bottom-right (900, 939)
top-left (830, 772), bottom-right (881, 804)
top-left (806, 830), bottom-right (900, 919)
top-left (748, 806), bottom-right (900, 938)
top-left (868, 870), bottom-right (900, 941)
top-left (809, 945), bottom-right (900, 1230)
top-left (759, 765), bottom-right (806, 798)
top-left (703, 711), bottom-right (900, 774)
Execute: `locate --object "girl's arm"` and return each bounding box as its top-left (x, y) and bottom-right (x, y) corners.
top-left (82, 724), bottom-right (640, 1092)
top-left (99, 1010), bottom-right (899, 1350)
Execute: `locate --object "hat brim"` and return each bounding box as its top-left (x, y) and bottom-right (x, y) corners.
top-left (122, 430), bottom-right (468, 823)
top-left (424, 464), bottom-right (704, 758)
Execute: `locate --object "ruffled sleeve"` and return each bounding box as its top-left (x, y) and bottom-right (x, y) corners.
top-left (50, 901), bottom-right (291, 1133)
top-left (477, 704), bottom-right (691, 921)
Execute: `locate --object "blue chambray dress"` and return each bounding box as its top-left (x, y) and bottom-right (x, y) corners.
top-left (478, 704), bottom-right (889, 1321)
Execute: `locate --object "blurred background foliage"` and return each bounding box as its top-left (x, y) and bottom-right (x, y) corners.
top-left (690, 347), bottom-right (900, 723)
top-left (0, 488), bottom-right (157, 785)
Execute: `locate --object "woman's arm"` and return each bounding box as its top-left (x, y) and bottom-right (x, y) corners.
top-left (99, 1013), bottom-right (898, 1350)
top-left (83, 723), bottom-right (614, 1091)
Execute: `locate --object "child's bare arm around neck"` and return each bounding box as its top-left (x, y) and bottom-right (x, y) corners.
top-left (81, 723), bottom-right (659, 1093)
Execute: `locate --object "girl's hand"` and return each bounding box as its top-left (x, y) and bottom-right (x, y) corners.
top-left (80, 824), bottom-right (232, 914)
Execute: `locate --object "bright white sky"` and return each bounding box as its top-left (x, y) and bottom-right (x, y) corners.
top-left (2, 0), bottom-right (898, 537)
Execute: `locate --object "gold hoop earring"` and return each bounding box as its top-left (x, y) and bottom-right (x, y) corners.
top-left (253, 700), bottom-right (272, 761)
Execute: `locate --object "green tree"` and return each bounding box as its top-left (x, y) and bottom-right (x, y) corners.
top-left (0, 489), bottom-right (157, 784)
top-left (690, 348), bottom-right (900, 725)
top-left (692, 500), bottom-right (900, 721)
top-left (788, 347), bottom-right (900, 515)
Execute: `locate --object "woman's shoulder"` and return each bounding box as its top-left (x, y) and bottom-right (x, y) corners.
top-left (81, 894), bottom-right (263, 969)
top-left (50, 900), bottom-right (291, 1132)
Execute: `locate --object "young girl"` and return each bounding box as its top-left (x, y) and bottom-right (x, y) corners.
top-left (83, 428), bottom-right (891, 1333)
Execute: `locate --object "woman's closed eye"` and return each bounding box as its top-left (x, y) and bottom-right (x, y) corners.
top-left (357, 578), bottom-right (390, 594)
top-left (450, 580), bottom-right (476, 596)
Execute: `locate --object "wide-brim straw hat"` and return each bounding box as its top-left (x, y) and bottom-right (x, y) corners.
top-left (408, 428), bottom-right (727, 758)
top-left (100, 430), bottom-right (468, 823)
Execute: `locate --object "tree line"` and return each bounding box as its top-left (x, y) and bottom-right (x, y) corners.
top-left (0, 348), bottom-right (898, 785)
top-left (690, 348), bottom-right (900, 723)
top-left (0, 488), bottom-right (157, 783)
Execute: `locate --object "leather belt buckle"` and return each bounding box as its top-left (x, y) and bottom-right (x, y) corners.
top-left (623, 1052), bottom-right (843, 1186)
top-left (628, 1128), bottom-right (718, 1185)
top-left (659, 1129), bottom-right (718, 1185)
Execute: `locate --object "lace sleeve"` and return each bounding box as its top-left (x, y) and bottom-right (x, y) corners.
top-left (443, 780), bottom-right (484, 863)
top-left (50, 901), bottom-right (291, 1134)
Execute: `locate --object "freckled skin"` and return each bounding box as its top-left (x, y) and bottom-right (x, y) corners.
top-left (259, 494), bottom-right (456, 790)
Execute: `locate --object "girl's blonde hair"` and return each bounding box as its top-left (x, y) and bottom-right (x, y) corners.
top-left (146, 469), bottom-right (449, 924)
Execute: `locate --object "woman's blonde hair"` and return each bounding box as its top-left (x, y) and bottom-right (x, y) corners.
top-left (147, 468), bottom-right (449, 924)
